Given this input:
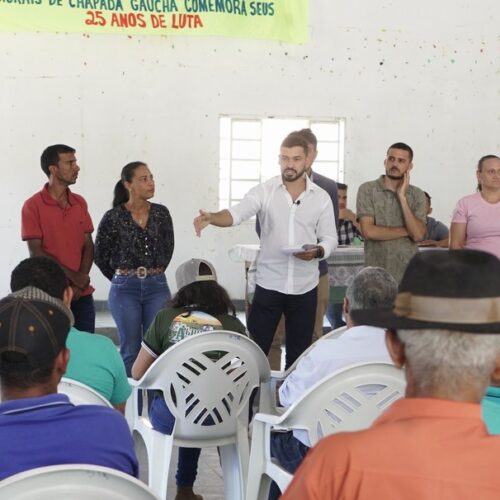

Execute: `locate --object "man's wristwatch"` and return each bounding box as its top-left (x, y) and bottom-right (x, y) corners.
top-left (316, 246), bottom-right (325, 259)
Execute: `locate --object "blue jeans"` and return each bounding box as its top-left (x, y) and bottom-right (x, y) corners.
top-left (108, 273), bottom-right (171, 375)
top-left (150, 394), bottom-right (201, 487)
top-left (326, 302), bottom-right (346, 330)
top-left (71, 294), bottom-right (95, 333)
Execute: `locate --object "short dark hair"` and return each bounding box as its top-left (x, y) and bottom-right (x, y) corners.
top-left (170, 263), bottom-right (236, 316)
top-left (387, 142), bottom-right (413, 162)
top-left (281, 134), bottom-right (309, 157)
top-left (337, 182), bottom-right (348, 190)
top-left (295, 128), bottom-right (317, 149)
top-left (113, 161), bottom-right (147, 207)
top-left (40, 144), bottom-right (75, 177)
top-left (10, 257), bottom-right (67, 299)
top-left (0, 354), bottom-right (54, 389)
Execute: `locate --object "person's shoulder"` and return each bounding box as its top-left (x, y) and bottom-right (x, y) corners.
top-left (23, 189), bottom-right (44, 206)
top-left (408, 185), bottom-right (425, 197)
top-left (150, 202), bottom-right (170, 213)
top-left (457, 192), bottom-right (481, 204)
top-left (68, 328), bottom-right (116, 350)
top-left (359, 178), bottom-right (379, 190)
top-left (71, 402), bottom-right (127, 423)
top-left (312, 171), bottom-right (336, 187)
top-left (261, 176), bottom-right (280, 187)
top-left (219, 313), bottom-right (246, 332)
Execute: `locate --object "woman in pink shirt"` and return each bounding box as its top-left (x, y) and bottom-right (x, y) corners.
top-left (450, 155), bottom-right (500, 261)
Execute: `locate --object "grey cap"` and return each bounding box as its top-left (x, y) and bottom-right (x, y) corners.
top-left (175, 259), bottom-right (218, 291)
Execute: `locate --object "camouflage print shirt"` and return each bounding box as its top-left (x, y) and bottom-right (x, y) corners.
top-left (356, 176), bottom-right (426, 282)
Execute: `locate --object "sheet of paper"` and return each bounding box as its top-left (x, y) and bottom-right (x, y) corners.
top-left (281, 245), bottom-right (306, 255)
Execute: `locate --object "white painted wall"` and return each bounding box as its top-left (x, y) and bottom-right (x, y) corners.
top-left (0, 0), bottom-right (498, 300)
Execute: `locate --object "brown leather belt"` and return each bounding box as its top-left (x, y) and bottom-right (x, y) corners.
top-left (115, 267), bottom-right (165, 279)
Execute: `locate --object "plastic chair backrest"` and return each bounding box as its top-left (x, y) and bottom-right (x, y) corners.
top-left (136, 330), bottom-right (271, 440)
top-left (280, 362), bottom-right (405, 445)
top-left (0, 464), bottom-right (160, 499)
top-left (58, 377), bottom-right (113, 408)
top-left (270, 325), bottom-right (348, 387)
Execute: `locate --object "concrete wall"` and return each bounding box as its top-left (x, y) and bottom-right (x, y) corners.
top-left (0, 0), bottom-right (498, 299)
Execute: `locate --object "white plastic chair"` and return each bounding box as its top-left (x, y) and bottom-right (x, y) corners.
top-left (0, 464), bottom-right (160, 499)
top-left (58, 377), bottom-right (113, 407)
top-left (125, 330), bottom-right (272, 500)
top-left (246, 362), bottom-right (406, 500)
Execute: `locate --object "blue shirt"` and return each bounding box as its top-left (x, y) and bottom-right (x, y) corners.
top-left (482, 386), bottom-right (500, 435)
top-left (0, 394), bottom-right (138, 480)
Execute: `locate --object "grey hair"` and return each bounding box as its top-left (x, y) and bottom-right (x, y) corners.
top-left (398, 329), bottom-right (500, 399)
top-left (346, 266), bottom-right (398, 311)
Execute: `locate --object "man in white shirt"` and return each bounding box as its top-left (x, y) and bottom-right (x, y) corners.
top-left (194, 134), bottom-right (337, 368)
top-left (268, 266), bottom-right (398, 499)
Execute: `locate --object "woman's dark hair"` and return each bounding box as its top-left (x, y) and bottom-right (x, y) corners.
top-left (170, 281), bottom-right (236, 317)
top-left (112, 161), bottom-right (146, 207)
top-left (477, 155), bottom-right (500, 192)
top-left (170, 261), bottom-right (236, 316)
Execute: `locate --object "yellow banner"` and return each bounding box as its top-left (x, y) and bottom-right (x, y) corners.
top-left (0, 0), bottom-right (308, 43)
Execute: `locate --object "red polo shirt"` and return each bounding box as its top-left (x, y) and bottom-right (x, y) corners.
top-left (21, 183), bottom-right (94, 296)
top-left (283, 398), bottom-right (500, 500)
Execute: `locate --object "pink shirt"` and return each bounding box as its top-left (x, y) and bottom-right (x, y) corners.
top-left (452, 192), bottom-right (500, 260)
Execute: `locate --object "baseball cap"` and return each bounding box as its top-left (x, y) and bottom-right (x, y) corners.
top-left (0, 287), bottom-right (73, 371)
top-left (175, 259), bottom-right (218, 291)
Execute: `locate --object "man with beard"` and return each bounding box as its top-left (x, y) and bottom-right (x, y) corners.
top-left (21, 144), bottom-right (95, 332)
top-left (356, 143), bottom-right (426, 282)
top-left (194, 134), bottom-right (337, 368)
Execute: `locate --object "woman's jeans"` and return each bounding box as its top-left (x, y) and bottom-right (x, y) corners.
top-left (108, 273), bottom-right (171, 375)
top-left (150, 394), bottom-right (201, 487)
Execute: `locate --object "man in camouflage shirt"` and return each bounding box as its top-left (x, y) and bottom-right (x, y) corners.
top-left (356, 143), bottom-right (426, 282)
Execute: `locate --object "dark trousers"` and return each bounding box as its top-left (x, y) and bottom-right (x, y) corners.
top-left (248, 285), bottom-right (317, 369)
top-left (70, 294), bottom-right (95, 333)
top-left (269, 431), bottom-right (310, 500)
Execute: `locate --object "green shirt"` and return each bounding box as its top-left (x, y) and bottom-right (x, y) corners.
top-left (142, 307), bottom-right (248, 358)
top-left (65, 327), bottom-right (131, 405)
top-left (356, 176), bottom-right (426, 282)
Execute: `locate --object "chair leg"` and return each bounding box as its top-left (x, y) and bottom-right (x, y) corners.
top-left (220, 443), bottom-right (245, 500)
top-left (147, 431), bottom-right (174, 500)
top-left (246, 419), bottom-right (268, 500)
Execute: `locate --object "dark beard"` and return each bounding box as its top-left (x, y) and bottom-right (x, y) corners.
top-left (386, 173), bottom-right (404, 180)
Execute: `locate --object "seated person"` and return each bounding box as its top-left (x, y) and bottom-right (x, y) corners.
top-left (10, 257), bottom-right (131, 412)
top-left (269, 267), bottom-right (397, 499)
top-left (132, 258), bottom-right (247, 500)
top-left (418, 191), bottom-right (449, 247)
top-left (0, 286), bottom-right (138, 480)
top-left (337, 183), bottom-right (363, 245)
top-left (283, 249), bottom-right (500, 500)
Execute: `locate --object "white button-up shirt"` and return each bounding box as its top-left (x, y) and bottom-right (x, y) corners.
top-left (229, 175), bottom-right (337, 295)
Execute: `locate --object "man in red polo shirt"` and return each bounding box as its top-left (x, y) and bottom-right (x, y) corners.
top-left (21, 144), bottom-right (95, 332)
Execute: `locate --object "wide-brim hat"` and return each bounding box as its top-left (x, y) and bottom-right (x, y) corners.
top-left (351, 249), bottom-right (500, 333)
